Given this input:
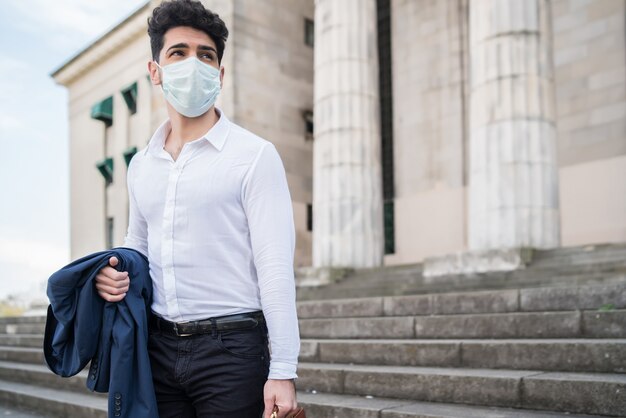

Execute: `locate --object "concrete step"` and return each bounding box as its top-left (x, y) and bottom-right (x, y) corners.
top-left (0, 323), bottom-right (46, 334)
top-left (0, 361), bottom-right (103, 397)
top-left (1, 382), bottom-right (606, 418)
top-left (0, 334), bottom-right (43, 348)
top-left (0, 316), bottom-right (46, 325)
top-left (299, 338), bottom-right (626, 373)
top-left (297, 283), bottom-right (626, 319)
top-left (529, 243), bottom-right (626, 268)
top-left (0, 346), bottom-right (44, 365)
top-left (297, 244), bottom-right (626, 301)
top-left (297, 363), bottom-right (626, 416)
top-left (297, 391), bottom-right (609, 418)
top-left (297, 270), bottom-right (626, 301)
top-left (299, 310), bottom-right (626, 339)
top-left (0, 357), bottom-right (619, 417)
top-left (0, 403), bottom-right (48, 418)
top-left (0, 379), bottom-right (106, 418)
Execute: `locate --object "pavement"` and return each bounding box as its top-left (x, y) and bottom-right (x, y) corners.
top-left (0, 405), bottom-right (46, 418)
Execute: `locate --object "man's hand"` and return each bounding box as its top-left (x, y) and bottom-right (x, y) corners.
top-left (95, 256), bottom-right (130, 302)
top-left (263, 379), bottom-right (297, 418)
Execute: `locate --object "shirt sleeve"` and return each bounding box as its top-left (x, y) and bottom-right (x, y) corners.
top-left (242, 142), bottom-right (300, 380)
top-left (123, 155), bottom-right (148, 258)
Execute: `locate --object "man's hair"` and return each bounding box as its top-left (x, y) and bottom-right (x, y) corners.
top-left (147, 0), bottom-right (229, 63)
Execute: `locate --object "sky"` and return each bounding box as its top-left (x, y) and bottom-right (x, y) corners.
top-left (0, 0), bottom-right (149, 303)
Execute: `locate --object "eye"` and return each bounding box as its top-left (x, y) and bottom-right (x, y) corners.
top-left (170, 50), bottom-right (184, 57)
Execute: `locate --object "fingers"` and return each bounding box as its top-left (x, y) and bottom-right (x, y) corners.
top-left (95, 279), bottom-right (129, 295)
top-left (264, 379), bottom-right (297, 418)
top-left (274, 403), bottom-right (298, 418)
top-left (96, 259), bottom-right (129, 302)
top-left (263, 399), bottom-right (275, 418)
top-left (96, 269), bottom-right (129, 288)
top-left (97, 289), bottom-right (127, 303)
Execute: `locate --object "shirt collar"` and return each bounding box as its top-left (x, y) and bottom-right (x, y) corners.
top-left (144, 107), bottom-right (231, 157)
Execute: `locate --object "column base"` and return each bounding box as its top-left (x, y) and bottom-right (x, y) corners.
top-left (295, 266), bottom-right (354, 287)
top-left (423, 248), bottom-right (534, 278)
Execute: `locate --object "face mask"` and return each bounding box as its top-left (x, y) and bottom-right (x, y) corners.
top-left (156, 56), bottom-right (221, 118)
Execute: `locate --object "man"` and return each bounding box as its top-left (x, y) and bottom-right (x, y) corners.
top-left (94, 1), bottom-right (300, 417)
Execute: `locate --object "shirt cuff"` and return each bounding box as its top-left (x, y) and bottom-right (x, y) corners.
top-left (268, 361), bottom-right (298, 380)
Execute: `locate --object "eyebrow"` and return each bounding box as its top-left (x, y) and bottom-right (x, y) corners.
top-left (166, 43), bottom-right (217, 54)
top-left (198, 45), bottom-right (217, 54)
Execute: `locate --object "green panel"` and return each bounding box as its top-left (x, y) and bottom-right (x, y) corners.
top-left (96, 157), bottom-right (114, 185)
top-left (121, 82), bottom-right (138, 114)
top-left (91, 96), bottom-right (113, 126)
top-left (306, 203), bottom-right (313, 231)
top-left (384, 200), bottom-right (395, 254)
top-left (123, 146), bottom-right (138, 167)
top-left (304, 18), bottom-right (314, 47)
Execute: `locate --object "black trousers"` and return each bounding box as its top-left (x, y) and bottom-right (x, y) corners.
top-left (147, 319), bottom-right (270, 418)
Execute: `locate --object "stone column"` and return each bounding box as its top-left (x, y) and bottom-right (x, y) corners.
top-left (468, 0), bottom-right (560, 250)
top-left (312, 0), bottom-right (384, 268)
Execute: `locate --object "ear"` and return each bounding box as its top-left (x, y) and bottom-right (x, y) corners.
top-left (219, 66), bottom-right (225, 89)
top-left (148, 61), bottom-right (162, 86)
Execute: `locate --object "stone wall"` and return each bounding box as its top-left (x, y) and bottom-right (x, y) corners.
top-left (386, 0), bottom-right (468, 264)
top-left (386, 0), bottom-right (625, 263)
top-left (553, 0), bottom-right (626, 245)
top-left (230, 0), bottom-right (315, 266)
top-left (60, 0), bottom-right (625, 266)
top-left (64, 11), bottom-right (153, 258)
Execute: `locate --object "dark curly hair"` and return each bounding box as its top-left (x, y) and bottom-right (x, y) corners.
top-left (147, 0), bottom-right (229, 64)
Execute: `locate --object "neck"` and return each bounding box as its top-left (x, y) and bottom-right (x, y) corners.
top-left (166, 105), bottom-right (219, 145)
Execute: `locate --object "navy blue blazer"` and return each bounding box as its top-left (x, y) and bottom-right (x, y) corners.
top-left (44, 247), bottom-right (158, 418)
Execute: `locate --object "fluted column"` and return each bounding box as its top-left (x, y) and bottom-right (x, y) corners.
top-left (468, 0), bottom-right (560, 250)
top-left (312, 0), bottom-right (384, 268)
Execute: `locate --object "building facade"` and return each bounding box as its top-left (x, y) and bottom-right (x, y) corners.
top-left (52, 0), bottom-right (626, 270)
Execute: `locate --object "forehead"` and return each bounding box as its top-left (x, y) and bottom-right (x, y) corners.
top-left (162, 26), bottom-right (216, 49)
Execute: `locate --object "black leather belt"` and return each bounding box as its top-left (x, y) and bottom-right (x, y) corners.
top-left (150, 311), bottom-right (265, 337)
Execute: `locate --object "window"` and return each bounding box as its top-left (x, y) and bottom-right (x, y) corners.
top-left (302, 110), bottom-right (314, 141)
top-left (378, 0), bottom-right (395, 254)
top-left (304, 18), bottom-right (314, 47)
top-left (306, 203), bottom-right (313, 231)
top-left (384, 201), bottom-right (395, 254)
top-left (91, 96), bottom-right (113, 126)
top-left (121, 82), bottom-right (138, 115)
top-left (106, 217), bottom-right (114, 249)
top-left (96, 157), bottom-right (114, 186)
top-left (123, 146), bottom-right (138, 167)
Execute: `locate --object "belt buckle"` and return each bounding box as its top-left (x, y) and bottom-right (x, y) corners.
top-left (172, 322), bottom-right (193, 337)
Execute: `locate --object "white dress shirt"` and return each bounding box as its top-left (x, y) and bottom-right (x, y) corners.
top-left (123, 108), bottom-right (300, 379)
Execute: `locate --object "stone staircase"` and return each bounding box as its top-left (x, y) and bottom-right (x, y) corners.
top-left (296, 243), bottom-right (626, 301)
top-left (0, 316), bottom-right (107, 416)
top-left (295, 282), bottom-right (626, 417)
top-left (0, 244), bottom-right (625, 417)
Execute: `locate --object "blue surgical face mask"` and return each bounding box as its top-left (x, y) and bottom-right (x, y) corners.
top-left (156, 56), bottom-right (221, 118)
